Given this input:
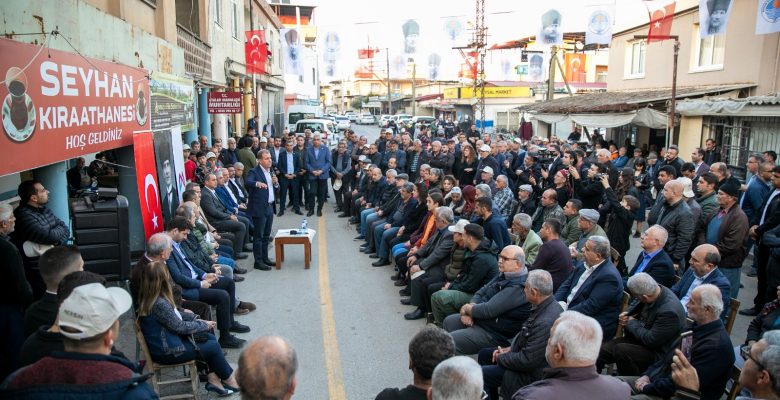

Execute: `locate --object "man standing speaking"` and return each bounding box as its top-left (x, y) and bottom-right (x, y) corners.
top-left (246, 150), bottom-right (278, 271)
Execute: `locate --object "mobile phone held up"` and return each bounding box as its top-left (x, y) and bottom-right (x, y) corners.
top-left (679, 330), bottom-right (693, 360)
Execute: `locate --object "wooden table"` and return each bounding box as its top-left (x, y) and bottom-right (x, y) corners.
top-left (273, 228), bottom-right (316, 269)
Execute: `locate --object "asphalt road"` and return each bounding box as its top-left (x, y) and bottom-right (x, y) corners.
top-left (115, 120), bottom-right (760, 398)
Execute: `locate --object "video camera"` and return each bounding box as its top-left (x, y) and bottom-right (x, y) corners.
top-left (534, 148), bottom-right (555, 170)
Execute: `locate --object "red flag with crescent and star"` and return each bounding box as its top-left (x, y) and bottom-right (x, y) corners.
top-left (133, 132), bottom-right (164, 240)
top-left (245, 30), bottom-right (268, 74)
top-left (645, 0), bottom-right (676, 42)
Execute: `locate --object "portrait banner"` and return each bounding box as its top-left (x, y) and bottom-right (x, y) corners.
top-left (133, 132), bottom-right (163, 240)
top-left (699, 0), bottom-right (733, 37)
top-left (539, 9), bottom-right (563, 46)
top-left (322, 31), bottom-right (341, 79)
top-left (153, 128), bottom-right (178, 222)
top-left (755, 0), bottom-right (780, 35)
top-left (281, 29), bottom-right (302, 76)
top-left (0, 38), bottom-right (150, 177)
top-left (585, 7), bottom-right (614, 45)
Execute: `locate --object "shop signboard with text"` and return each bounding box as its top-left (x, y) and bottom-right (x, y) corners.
top-left (207, 92), bottom-right (242, 114)
top-left (150, 71), bottom-right (195, 131)
top-left (0, 38), bottom-right (150, 176)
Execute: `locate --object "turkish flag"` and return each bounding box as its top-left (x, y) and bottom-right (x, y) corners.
top-left (645, 0), bottom-right (676, 42)
top-left (133, 132), bottom-right (164, 240)
top-left (245, 30), bottom-right (268, 74)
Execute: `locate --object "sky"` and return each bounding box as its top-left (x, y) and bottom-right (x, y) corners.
top-left (309, 0), bottom-right (686, 83)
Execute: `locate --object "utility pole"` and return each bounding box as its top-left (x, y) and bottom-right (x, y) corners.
top-left (547, 45), bottom-right (557, 101)
top-left (386, 48), bottom-right (392, 115)
top-left (473, 0), bottom-right (487, 135)
top-left (634, 35), bottom-right (679, 149)
top-left (412, 63), bottom-right (417, 115)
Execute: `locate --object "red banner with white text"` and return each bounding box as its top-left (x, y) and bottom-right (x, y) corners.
top-left (0, 38), bottom-right (150, 177)
top-left (133, 132), bottom-right (164, 240)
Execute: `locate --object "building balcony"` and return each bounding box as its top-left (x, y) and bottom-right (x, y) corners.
top-left (177, 24), bottom-right (212, 78)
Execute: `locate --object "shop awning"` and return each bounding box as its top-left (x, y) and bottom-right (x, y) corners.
top-left (518, 84), bottom-right (755, 114)
top-left (531, 108), bottom-right (669, 129)
top-left (676, 94), bottom-right (780, 116)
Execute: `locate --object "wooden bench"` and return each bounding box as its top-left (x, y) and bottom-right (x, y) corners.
top-left (273, 228), bottom-right (316, 269)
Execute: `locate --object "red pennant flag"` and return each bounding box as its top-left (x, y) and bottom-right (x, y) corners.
top-left (645, 0), bottom-right (676, 42)
top-left (133, 132), bottom-right (164, 240)
top-left (245, 30), bottom-right (268, 74)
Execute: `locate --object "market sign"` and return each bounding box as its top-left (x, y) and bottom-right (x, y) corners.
top-left (207, 92), bottom-right (242, 114)
top-left (150, 71), bottom-right (195, 131)
top-left (443, 86), bottom-right (532, 100)
top-left (0, 38), bottom-right (150, 177)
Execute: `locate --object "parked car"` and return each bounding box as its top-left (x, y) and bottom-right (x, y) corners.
top-left (359, 113), bottom-right (375, 125)
top-left (345, 112), bottom-right (359, 122)
top-left (396, 114), bottom-right (413, 130)
top-left (378, 114), bottom-right (392, 127)
top-left (294, 119), bottom-right (339, 147)
top-left (334, 115), bottom-right (351, 131)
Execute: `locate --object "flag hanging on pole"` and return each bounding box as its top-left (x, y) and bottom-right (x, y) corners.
top-left (645, 0), bottom-right (677, 42)
top-left (245, 30), bottom-right (268, 74)
top-left (755, 0), bottom-right (780, 35)
top-left (133, 132), bottom-right (164, 240)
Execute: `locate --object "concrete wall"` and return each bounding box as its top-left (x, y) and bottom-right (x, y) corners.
top-left (210, 0), bottom-right (247, 85)
top-left (608, 1), bottom-right (780, 96)
top-left (678, 115), bottom-right (704, 161)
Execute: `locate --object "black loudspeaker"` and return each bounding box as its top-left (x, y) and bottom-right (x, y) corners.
top-left (70, 195), bottom-right (131, 282)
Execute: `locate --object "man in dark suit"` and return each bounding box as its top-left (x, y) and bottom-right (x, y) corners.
top-left (130, 232), bottom-right (211, 321)
top-left (626, 225), bottom-right (676, 288)
top-left (403, 207), bottom-right (456, 320)
top-left (277, 139), bottom-right (302, 217)
top-left (742, 165), bottom-right (780, 315)
top-left (330, 141), bottom-right (352, 214)
top-left (293, 135), bottom-right (309, 209)
top-left (671, 244), bottom-right (731, 321)
top-left (245, 149), bottom-right (278, 270)
top-left (306, 133), bottom-right (332, 217)
top-left (555, 235), bottom-right (624, 341)
top-left (597, 273), bottom-right (686, 376)
top-left (164, 217), bottom-right (250, 348)
top-left (200, 172), bottom-right (248, 256)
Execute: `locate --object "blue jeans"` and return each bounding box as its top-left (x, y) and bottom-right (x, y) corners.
top-left (153, 333), bottom-right (233, 379)
top-left (392, 242), bottom-right (409, 258)
top-left (377, 227), bottom-right (400, 260)
top-left (360, 209), bottom-right (377, 236)
top-left (721, 267), bottom-right (741, 298)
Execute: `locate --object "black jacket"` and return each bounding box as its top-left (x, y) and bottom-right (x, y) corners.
top-left (23, 292), bottom-right (58, 338)
top-left (656, 198), bottom-right (695, 263)
top-left (415, 228), bottom-right (455, 271)
top-left (601, 187), bottom-right (636, 257)
top-left (11, 204), bottom-right (69, 270)
top-left (573, 178), bottom-right (605, 210)
top-left (498, 296), bottom-right (563, 398)
top-left (449, 238), bottom-right (499, 293)
top-left (0, 234), bottom-right (32, 308)
top-left (624, 286), bottom-right (687, 364)
top-left (471, 271), bottom-right (532, 343)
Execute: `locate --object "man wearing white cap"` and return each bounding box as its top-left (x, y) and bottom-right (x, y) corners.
top-left (475, 144), bottom-right (499, 185)
top-left (677, 177), bottom-right (702, 225)
top-left (3, 283), bottom-right (156, 397)
top-left (478, 166), bottom-right (497, 195)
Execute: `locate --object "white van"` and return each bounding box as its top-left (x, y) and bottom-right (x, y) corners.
top-left (294, 119), bottom-right (339, 147)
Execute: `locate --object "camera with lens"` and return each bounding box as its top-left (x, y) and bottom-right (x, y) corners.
top-left (534, 148), bottom-right (554, 170)
top-left (594, 173), bottom-right (607, 180)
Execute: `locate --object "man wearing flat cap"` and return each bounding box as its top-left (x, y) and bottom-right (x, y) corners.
top-left (570, 208), bottom-right (606, 265)
top-left (696, 180), bottom-right (748, 297)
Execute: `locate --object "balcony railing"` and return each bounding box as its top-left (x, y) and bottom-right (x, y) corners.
top-left (177, 24), bottom-right (211, 78)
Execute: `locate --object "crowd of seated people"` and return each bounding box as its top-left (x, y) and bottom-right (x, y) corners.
top-left (331, 130), bottom-right (780, 399)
